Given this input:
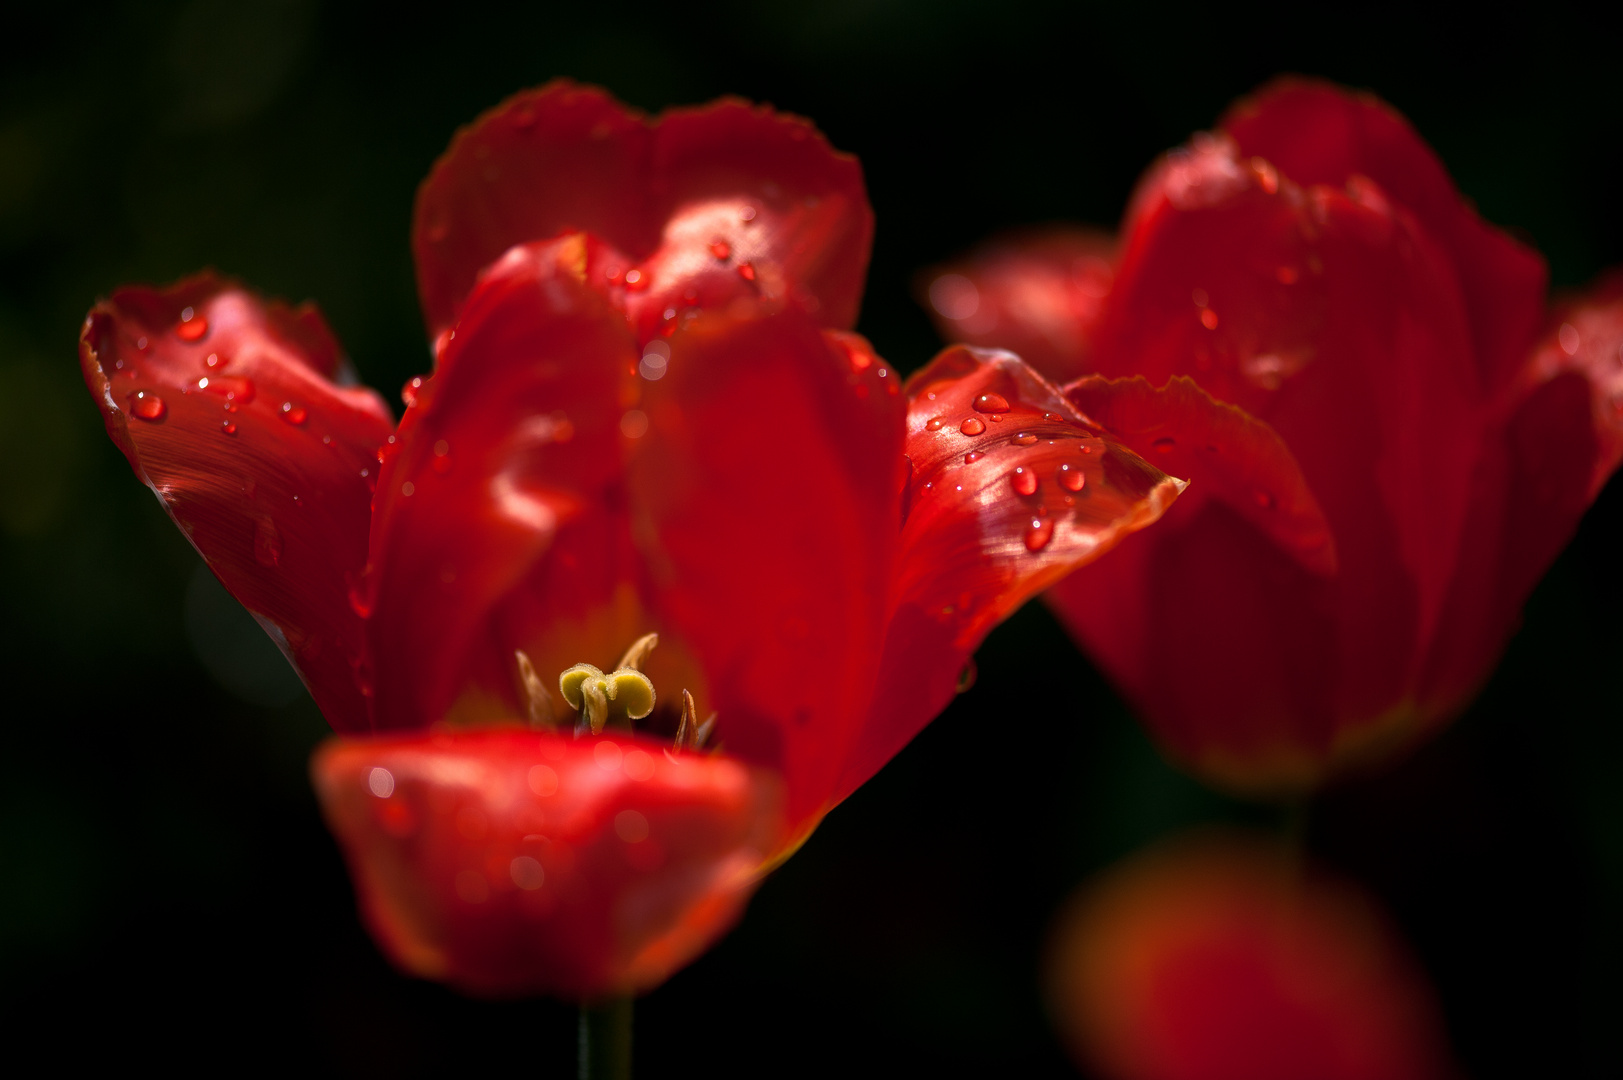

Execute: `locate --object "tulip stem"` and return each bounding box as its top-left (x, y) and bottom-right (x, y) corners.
top-left (579, 997), bottom-right (633, 1080)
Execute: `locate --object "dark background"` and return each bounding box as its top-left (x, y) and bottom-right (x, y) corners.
top-left (2, 1), bottom-right (1619, 1074)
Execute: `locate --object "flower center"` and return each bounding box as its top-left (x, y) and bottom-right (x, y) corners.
top-left (514, 633), bottom-right (715, 750)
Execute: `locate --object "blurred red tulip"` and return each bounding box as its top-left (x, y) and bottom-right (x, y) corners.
top-left (926, 79), bottom-right (1623, 795)
top-left (1046, 831), bottom-right (1456, 1080)
top-left (80, 83), bottom-right (1183, 998)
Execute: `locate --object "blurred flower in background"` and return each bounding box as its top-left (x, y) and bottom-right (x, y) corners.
top-left (926, 79), bottom-right (1623, 796)
top-left (1046, 830), bottom-right (1456, 1080)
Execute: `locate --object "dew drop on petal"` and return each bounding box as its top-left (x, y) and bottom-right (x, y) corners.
top-left (177, 312), bottom-right (208, 341)
top-left (965, 450), bottom-right (985, 464)
top-left (367, 767), bottom-right (395, 798)
top-left (1059, 463), bottom-right (1086, 492)
top-left (615, 810), bottom-right (649, 843)
top-left (623, 268), bottom-right (646, 289)
top-left (1559, 322), bottom-right (1581, 356)
top-left (737, 262), bottom-right (757, 282)
top-left (960, 417), bottom-right (986, 436)
top-left (1013, 432), bottom-right (1038, 446)
top-left (1200, 308), bottom-right (1220, 330)
top-left (709, 240), bottom-right (732, 260)
top-left (401, 376), bottom-right (424, 407)
top-left (1152, 437), bottom-right (1176, 454)
top-left (253, 517), bottom-right (282, 567)
top-left (128, 390), bottom-right (166, 421)
top-left (973, 392), bottom-right (1011, 414)
top-left (204, 352), bottom-right (222, 369)
top-left (279, 402), bottom-right (308, 426)
top-left (1024, 517), bottom-right (1055, 552)
top-left (221, 421), bottom-right (237, 435)
top-left (926, 416), bottom-right (946, 432)
top-left (1011, 467), bottom-right (1038, 496)
top-left (510, 856), bottom-right (545, 890)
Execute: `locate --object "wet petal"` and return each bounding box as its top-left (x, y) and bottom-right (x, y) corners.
top-left (830, 346), bottom-right (1184, 804)
top-left (362, 236), bottom-right (638, 733)
top-left (412, 81), bottom-right (870, 341)
top-left (1221, 77), bottom-right (1547, 394)
top-left (625, 308), bottom-right (905, 836)
top-left (920, 227), bottom-right (1116, 383)
top-left (79, 274), bottom-right (393, 733)
top-left (312, 726), bottom-right (783, 999)
top-left (1066, 374), bottom-right (1335, 576)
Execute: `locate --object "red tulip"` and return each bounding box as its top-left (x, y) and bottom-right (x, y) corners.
top-left (80, 83), bottom-right (1183, 998)
top-left (927, 79), bottom-right (1623, 795)
top-left (1046, 831), bottom-right (1457, 1080)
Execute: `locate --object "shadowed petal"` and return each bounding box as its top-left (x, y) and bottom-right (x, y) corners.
top-left (626, 309), bottom-right (905, 836)
top-left (830, 346), bottom-right (1184, 804)
top-left (79, 274), bottom-right (394, 732)
top-left (1067, 375), bottom-right (1335, 576)
top-left (312, 726), bottom-right (783, 999)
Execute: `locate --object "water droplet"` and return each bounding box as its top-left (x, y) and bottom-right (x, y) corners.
top-left (709, 240), bottom-right (732, 260)
top-left (1559, 323), bottom-right (1581, 356)
top-left (402, 376), bottom-right (424, 407)
top-left (204, 352), bottom-right (222, 369)
top-left (280, 402), bottom-right (308, 426)
top-left (135, 336), bottom-right (149, 352)
top-left (926, 416), bottom-right (946, 432)
top-left (960, 417), bottom-right (986, 436)
top-left (1059, 464), bottom-right (1086, 491)
top-left (253, 517), bottom-right (282, 567)
top-left (1011, 467), bottom-right (1038, 496)
top-left (740, 205), bottom-right (757, 222)
top-left (400, 481), bottom-right (416, 497)
top-left (973, 392), bottom-right (1010, 414)
top-left (1013, 432), bottom-right (1038, 446)
top-left (965, 450), bottom-right (985, 464)
top-left (176, 312), bottom-right (208, 342)
top-left (1152, 437), bottom-right (1175, 454)
top-left (128, 390), bottom-right (166, 421)
top-left (1252, 488), bottom-right (1276, 510)
top-left (221, 421), bottom-right (237, 435)
top-left (1023, 517), bottom-right (1055, 552)
top-left (1200, 308), bottom-right (1219, 330)
top-left (623, 268), bottom-right (647, 290)
top-left (737, 262), bottom-right (757, 282)
top-left (368, 767), bottom-right (395, 798)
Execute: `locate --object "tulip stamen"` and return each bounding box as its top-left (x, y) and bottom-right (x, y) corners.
top-left (513, 649), bottom-right (557, 730)
top-left (558, 635), bottom-right (659, 735)
top-left (674, 688), bottom-right (718, 752)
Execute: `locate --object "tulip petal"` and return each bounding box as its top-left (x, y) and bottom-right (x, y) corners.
top-left (920, 227), bottom-right (1117, 383)
top-left (79, 275), bottom-right (394, 733)
top-left (312, 726), bottom-right (783, 999)
top-left (1220, 77), bottom-right (1547, 394)
top-left (830, 346), bottom-right (1185, 804)
top-left (1066, 374), bottom-right (1336, 576)
top-left (625, 311), bottom-right (905, 835)
top-left (413, 81), bottom-right (870, 341)
top-left (363, 237), bottom-right (639, 733)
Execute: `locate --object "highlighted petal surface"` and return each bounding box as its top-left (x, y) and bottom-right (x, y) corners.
top-left (80, 275), bottom-right (393, 732)
top-left (832, 346), bottom-right (1183, 803)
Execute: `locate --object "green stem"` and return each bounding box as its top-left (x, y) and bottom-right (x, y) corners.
top-left (578, 997), bottom-right (633, 1080)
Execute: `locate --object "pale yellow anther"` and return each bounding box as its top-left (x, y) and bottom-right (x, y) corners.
top-left (615, 632), bottom-right (659, 673)
top-left (559, 660), bottom-right (655, 735)
top-left (514, 649), bottom-right (556, 730)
